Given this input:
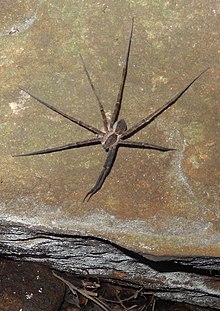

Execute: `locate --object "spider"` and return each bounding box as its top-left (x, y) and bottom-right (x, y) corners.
top-left (14, 18), bottom-right (209, 202)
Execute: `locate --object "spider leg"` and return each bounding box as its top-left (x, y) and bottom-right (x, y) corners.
top-left (83, 146), bottom-right (118, 202)
top-left (13, 137), bottom-right (101, 157)
top-left (79, 54), bottom-right (108, 132)
top-left (119, 140), bottom-right (176, 152)
top-left (110, 17), bottom-right (134, 128)
top-left (20, 88), bottom-right (103, 135)
top-left (122, 67), bottom-right (210, 139)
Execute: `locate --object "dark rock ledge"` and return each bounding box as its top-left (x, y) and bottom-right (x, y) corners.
top-left (0, 222), bottom-right (219, 309)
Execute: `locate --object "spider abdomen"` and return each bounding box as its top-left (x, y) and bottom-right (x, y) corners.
top-left (113, 119), bottom-right (127, 134)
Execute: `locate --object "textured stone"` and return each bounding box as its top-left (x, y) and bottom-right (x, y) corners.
top-left (0, 0), bottom-right (219, 256)
top-left (1, 225), bottom-right (220, 309)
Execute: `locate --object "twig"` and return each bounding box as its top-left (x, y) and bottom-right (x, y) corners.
top-left (53, 271), bottom-right (111, 311)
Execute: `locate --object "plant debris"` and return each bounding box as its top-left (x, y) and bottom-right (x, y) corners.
top-left (53, 271), bottom-right (216, 311)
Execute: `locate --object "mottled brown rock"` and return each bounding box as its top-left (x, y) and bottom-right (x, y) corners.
top-left (0, 0), bottom-right (219, 257)
top-left (1, 0), bottom-right (220, 307)
top-left (0, 260), bottom-right (65, 311)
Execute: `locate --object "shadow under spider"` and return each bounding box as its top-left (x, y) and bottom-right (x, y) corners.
top-left (14, 18), bottom-right (209, 202)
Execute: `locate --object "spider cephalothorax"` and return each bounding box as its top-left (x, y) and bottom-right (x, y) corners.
top-left (102, 119), bottom-right (127, 150)
top-left (14, 18), bottom-right (209, 201)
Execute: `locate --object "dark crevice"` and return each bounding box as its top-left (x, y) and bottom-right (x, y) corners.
top-left (1, 225), bottom-right (220, 277)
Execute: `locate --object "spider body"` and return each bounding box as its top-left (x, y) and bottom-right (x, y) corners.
top-left (14, 18), bottom-right (209, 201)
top-left (102, 119), bottom-right (127, 150)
